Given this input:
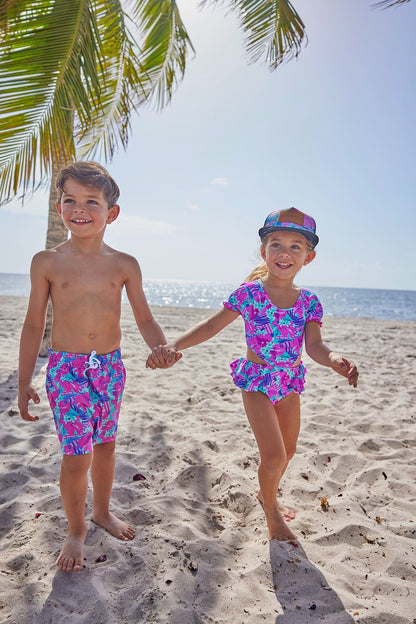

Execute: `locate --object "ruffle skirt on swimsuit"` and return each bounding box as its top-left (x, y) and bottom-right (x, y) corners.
top-left (229, 357), bottom-right (307, 404)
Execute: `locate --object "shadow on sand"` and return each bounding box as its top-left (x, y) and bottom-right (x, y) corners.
top-left (270, 540), bottom-right (357, 624)
top-left (32, 569), bottom-right (113, 624)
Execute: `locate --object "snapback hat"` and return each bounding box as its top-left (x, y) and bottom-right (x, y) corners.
top-left (258, 207), bottom-right (319, 248)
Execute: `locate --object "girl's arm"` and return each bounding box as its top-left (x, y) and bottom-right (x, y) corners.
top-left (304, 321), bottom-right (359, 388)
top-left (18, 253), bottom-right (51, 421)
top-left (146, 306), bottom-right (240, 369)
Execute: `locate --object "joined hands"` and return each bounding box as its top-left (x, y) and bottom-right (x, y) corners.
top-left (146, 345), bottom-right (182, 369)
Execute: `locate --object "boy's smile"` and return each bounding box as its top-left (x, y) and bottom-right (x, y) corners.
top-left (71, 217), bottom-right (93, 224)
top-left (56, 178), bottom-right (119, 237)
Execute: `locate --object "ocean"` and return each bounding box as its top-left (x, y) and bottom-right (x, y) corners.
top-left (0, 273), bottom-right (415, 322)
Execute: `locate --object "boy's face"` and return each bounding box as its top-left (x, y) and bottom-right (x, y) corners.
top-left (56, 178), bottom-right (119, 237)
top-left (261, 230), bottom-right (316, 279)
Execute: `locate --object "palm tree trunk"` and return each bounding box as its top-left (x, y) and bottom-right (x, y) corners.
top-left (39, 160), bottom-right (69, 357)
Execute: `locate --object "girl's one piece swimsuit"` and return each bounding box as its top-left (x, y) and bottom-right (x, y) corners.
top-left (223, 280), bottom-right (323, 404)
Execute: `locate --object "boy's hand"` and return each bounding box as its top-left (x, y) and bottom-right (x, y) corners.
top-left (18, 384), bottom-right (40, 421)
top-left (146, 345), bottom-right (182, 370)
top-left (329, 353), bottom-right (359, 388)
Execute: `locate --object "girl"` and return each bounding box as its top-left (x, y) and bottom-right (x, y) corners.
top-left (147, 208), bottom-right (358, 542)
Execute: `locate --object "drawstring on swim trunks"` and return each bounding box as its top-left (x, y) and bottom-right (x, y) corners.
top-left (85, 350), bottom-right (101, 370)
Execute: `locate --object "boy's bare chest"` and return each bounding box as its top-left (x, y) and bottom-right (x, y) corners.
top-left (49, 257), bottom-right (124, 297)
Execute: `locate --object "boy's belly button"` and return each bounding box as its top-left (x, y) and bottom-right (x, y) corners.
top-left (89, 333), bottom-right (95, 340)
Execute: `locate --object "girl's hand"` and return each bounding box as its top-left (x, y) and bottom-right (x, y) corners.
top-left (18, 384), bottom-right (40, 421)
top-left (329, 353), bottom-right (359, 388)
top-left (146, 345), bottom-right (182, 369)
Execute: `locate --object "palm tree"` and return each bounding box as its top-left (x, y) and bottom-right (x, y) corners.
top-left (0, 0), bottom-right (197, 350)
top-left (0, 0), bottom-right (308, 200)
top-left (0, 0), bottom-right (411, 351)
top-left (0, 0), bottom-right (308, 351)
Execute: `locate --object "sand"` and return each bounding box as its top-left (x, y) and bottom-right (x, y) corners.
top-left (0, 295), bottom-right (415, 624)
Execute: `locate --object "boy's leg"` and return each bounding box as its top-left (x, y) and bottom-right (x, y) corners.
top-left (58, 453), bottom-right (92, 572)
top-left (242, 390), bottom-right (296, 541)
top-left (90, 441), bottom-right (135, 541)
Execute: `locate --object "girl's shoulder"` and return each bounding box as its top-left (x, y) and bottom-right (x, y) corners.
top-left (297, 289), bottom-right (323, 318)
top-left (225, 280), bottom-right (262, 309)
top-left (234, 280), bottom-right (264, 299)
top-left (298, 287), bottom-right (320, 301)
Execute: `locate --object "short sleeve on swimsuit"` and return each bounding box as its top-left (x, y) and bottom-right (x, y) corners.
top-left (223, 292), bottom-right (239, 312)
top-left (304, 292), bottom-right (324, 325)
top-left (223, 283), bottom-right (251, 313)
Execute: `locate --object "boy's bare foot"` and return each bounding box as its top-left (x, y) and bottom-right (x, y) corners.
top-left (56, 527), bottom-right (87, 572)
top-left (257, 492), bottom-right (296, 521)
top-left (265, 504), bottom-right (297, 542)
top-left (92, 512), bottom-right (135, 541)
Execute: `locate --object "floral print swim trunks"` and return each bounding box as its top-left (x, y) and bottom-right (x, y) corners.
top-left (46, 349), bottom-right (126, 455)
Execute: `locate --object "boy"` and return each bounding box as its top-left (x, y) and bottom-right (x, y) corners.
top-left (18, 161), bottom-right (177, 571)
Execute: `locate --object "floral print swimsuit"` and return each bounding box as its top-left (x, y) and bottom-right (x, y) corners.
top-left (223, 280), bottom-right (323, 404)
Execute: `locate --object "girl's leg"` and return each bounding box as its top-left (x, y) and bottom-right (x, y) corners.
top-left (90, 441), bottom-right (135, 541)
top-left (258, 392), bottom-right (301, 520)
top-left (275, 391), bottom-right (301, 476)
top-left (57, 453), bottom-right (92, 571)
top-left (242, 390), bottom-right (296, 541)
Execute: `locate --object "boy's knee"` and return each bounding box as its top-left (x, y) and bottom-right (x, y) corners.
top-left (94, 440), bottom-right (116, 457)
top-left (61, 453), bottom-right (91, 474)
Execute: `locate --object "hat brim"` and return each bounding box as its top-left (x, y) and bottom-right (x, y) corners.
top-left (258, 225), bottom-right (319, 248)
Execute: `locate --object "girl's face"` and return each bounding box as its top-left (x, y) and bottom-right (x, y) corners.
top-left (261, 230), bottom-right (316, 280)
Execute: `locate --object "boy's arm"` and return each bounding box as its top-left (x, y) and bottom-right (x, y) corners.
top-left (124, 255), bottom-right (170, 349)
top-left (147, 306), bottom-right (240, 369)
top-left (304, 321), bottom-right (359, 388)
top-left (18, 253), bottom-right (51, 421)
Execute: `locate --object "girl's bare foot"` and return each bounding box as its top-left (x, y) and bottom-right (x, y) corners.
top-left (92, 512), bottom-right (135, 541)
top-left (56, 527), bottom-right (87, 572)
top-left (257, 492), bottom-right (295, 521)
top-left (264, 504), bottom-right (297, 542)
top-left (277, 501), bottom-right (296, 521)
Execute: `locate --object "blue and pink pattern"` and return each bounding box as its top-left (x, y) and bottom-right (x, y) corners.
top-left (223, 280), bottom-right (323, 403)
top-left (46, 349), bottom-right (126, 455)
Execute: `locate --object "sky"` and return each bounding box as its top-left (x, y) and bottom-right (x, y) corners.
top-left (1, 0), bottom-right (415, 291)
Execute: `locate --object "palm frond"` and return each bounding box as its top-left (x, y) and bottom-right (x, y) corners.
top-left (373, 0), bottom-right (412, 8)
top-left (0, 0), bottom-right (131, 200)
top-left (201, 0), bottom-right (306, 70)
top-left (76, 0), bottom-right (146, 160)
top-left (132, 0), bottom-right (195, 108)
top-left (0, 0), bottom-right (84, 198)
top-left (0, 0), bottom-right (28, 39)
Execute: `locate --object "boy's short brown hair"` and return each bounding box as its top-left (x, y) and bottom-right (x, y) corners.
top-left (55, 161), bottom-right (120, 207)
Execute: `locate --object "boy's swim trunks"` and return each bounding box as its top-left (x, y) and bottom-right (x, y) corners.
top-left (46, 349), bottom-right (126, 455)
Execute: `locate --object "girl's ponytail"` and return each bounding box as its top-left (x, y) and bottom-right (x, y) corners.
top-left (246, 262), bottom-right (268, 282)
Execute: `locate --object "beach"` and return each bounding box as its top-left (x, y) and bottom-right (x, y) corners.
top-left (1, 295), bottom-right (415, 624)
